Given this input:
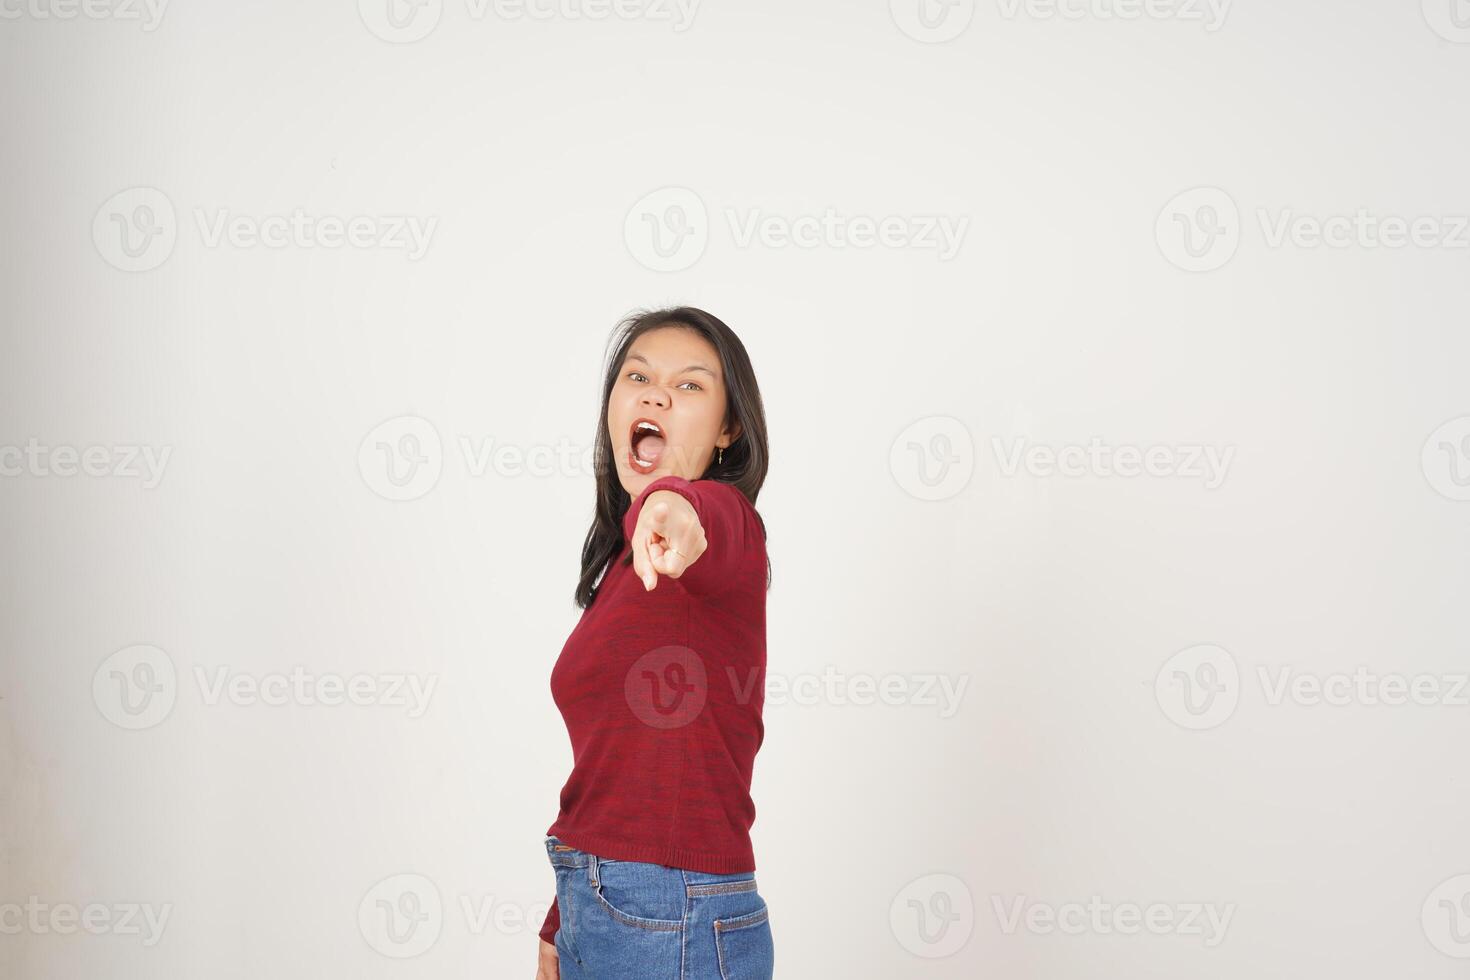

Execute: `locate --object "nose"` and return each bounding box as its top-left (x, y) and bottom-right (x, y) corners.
top-left (640, 386), bottom-right (670, 408)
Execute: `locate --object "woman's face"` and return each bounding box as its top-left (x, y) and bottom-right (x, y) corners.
top-left (608, 325), bottom-right (740, 497)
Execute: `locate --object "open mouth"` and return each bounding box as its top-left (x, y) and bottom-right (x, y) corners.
top-left (628, 418), bottom-right (667, 475)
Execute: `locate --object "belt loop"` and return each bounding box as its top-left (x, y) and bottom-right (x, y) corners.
top-left (588, 852), bottom-right (599, 887)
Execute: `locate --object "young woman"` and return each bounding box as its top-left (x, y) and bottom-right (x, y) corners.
top-left (535, 307), bottom-right (774, 980)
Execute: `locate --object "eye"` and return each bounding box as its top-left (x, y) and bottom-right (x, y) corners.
top-left (627, 371), bottom-right (702, 392)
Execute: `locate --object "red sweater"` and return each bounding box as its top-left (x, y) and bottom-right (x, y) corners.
top-left (538, 476), bottom-right (768, 946)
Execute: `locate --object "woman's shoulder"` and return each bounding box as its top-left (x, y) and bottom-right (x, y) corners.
top-left (691, 479), bottom-right (766, 535)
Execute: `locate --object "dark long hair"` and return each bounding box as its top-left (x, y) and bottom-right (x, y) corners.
top-left (574, 306), bottom-right (770, 609)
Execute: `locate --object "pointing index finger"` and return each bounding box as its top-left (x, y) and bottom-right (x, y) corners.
top-left (638, 528), bottom-right (660, 591)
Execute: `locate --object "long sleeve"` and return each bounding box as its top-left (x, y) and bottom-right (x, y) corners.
top-left (538, 895), bottom-right (560, 946)
top-left (545, 476), bottom-right (768, 912)
top-left (625, 476), bottom-right (757, 596)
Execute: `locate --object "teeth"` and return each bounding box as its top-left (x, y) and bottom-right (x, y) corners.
top-left (632, 420), bottom-right (662, 468)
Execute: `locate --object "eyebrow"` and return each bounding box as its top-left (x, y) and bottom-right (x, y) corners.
top-left (625, 352), bottom-right (717, 378)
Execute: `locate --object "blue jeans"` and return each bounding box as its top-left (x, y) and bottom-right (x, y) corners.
top-left (545, 835), bottom-right (775, 979)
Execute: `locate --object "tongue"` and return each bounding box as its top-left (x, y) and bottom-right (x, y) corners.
top-left (637, 434), bottom-right (666, 463)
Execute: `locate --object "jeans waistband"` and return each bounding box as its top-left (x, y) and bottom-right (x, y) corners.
top-left (544, 835), bottom-right (759, 890)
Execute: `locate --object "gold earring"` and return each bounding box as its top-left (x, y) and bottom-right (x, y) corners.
top-left (717, 446), bottom-right (723, 465)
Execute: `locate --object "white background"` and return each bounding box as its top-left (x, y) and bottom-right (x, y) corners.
top-left (3, 0), bottom-right (1470, 977)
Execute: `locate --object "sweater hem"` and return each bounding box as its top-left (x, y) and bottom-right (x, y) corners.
top-left (546, 826), bottom-right (755, 874)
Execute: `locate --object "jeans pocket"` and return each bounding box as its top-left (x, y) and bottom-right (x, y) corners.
top-left (591, 860), bottom-right (685, 932)
top-left (714, 902), bottom-right (773, 980)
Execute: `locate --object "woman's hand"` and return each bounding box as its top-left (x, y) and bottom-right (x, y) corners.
top-left (536, 938), bottom-right (560, 978)
top-left (632, 490), bottom-right (708, 591)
